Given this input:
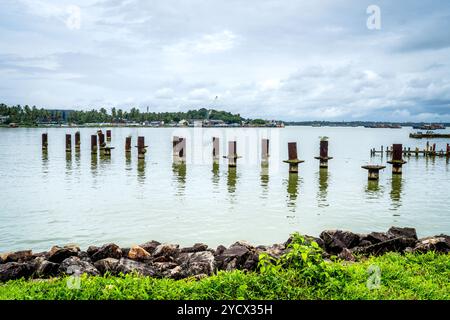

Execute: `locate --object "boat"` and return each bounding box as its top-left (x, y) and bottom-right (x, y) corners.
top-left (409, 131), bottom-right (450, 139)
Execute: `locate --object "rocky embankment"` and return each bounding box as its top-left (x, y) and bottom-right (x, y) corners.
top-left (1, 227), bottom-right (449, 283)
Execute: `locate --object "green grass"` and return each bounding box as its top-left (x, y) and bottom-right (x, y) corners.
top-left (0, 251), bottom-right (448, 300)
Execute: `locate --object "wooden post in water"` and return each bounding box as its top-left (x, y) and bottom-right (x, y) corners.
top-left (315, 139), bottom-right (332, 168)
top-left (362, 165), bottom-right (386, 180)
top-left (106, 130), bottom-right (111, 141)
top-left (387, 144), bottom-right (407, 174)
top-left (283, 142), bottom-right (304, 173)
top-left (261, 139), bottom-right (270, 162)
top-left (136, 136), bottom-right (148, 159)
top-left (447, 144), bottom-right (450, 157)
top-left (125, 136), bottom-right (132, 153)
top-left (65, 134), bottom-right (71, 153)
top-left (42, 133), bottom-right (48, 151)
top-left (212, 137), bottom-right (220, 163)
top-left (91, 135), bottom-right (97, 155)
top-left (223, 141), bottom-right (239, 167)
top-left (75, 131), bottom-right (81, 151)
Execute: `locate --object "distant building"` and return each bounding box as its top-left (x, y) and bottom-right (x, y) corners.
top-left (0, 115), bottom-right (9, 124)
top-left (47, 109), bottom-right (75, 122)
top-left (204, 119), bottom-right (226, 127)
top-left (178, 119), bottom-right (189, 126)
top-left (193, 120), bottom-right (203, 127)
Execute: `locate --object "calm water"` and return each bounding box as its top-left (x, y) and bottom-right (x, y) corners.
top-left (1, 126), bottom-right (449, 252)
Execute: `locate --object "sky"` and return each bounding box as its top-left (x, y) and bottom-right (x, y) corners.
top-left (1, 0), bottom-right (450, 121)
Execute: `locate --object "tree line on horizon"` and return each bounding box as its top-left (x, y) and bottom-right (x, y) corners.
top-left (0, 103), bottom-right (248, 125)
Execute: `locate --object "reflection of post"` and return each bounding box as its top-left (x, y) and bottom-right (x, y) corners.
top-left (317, 168), bottom-right (329, 207)
top-left (366, 179), bottom-right (380, 193)
top-left (90, 153), bottom-right (98, 176)
top-left (212, 162), bottom-right (219, 186)
top-left (227, 166), bottom-right (237, 193)
top-left (283, 142), bottom-right (304, 173)
top-left (286, 173), bottom-right (299, 208)
top-left (260, 163), bottom-right (269, 198)
top-left (137, 158), bottom-right (146, 183)
top-left (172, 162), bottom-right (186, 195)
top-left (390, 175), bottom-right (403, 209)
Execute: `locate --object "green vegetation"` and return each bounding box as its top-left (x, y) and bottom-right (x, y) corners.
top-left (0, 234), bottom-right (448, 300)
top-left (0, 103), bottom-right (244, 125)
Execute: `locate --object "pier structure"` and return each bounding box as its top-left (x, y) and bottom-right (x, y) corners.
top-left (314, 139), bottom-right (332, 168)
top-left (136, 136), bottom-right (148, 159)
top-left (387, 144), bottom-right (407, 174)
top-left (223, 141), bottom-right (240, 168)
top-left (91, 135), bottom-right (97, 155)
top-left (106, 130), bottom-right (112, 142)
top-left (42, 133), bottom-right (48, 151)
top-left (361, 165), bottom-right (386, 180)
top-left (371, 143), bottom-right (449, 158)
top-left (65, 134), bottom-right (71, 153)
top-left (283, 142), bottom-right (304, 173)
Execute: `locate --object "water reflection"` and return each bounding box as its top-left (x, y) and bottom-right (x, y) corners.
top-left (317, 168), bottom-right (329, 208)
top-left (125, 152), bottom-right (132, 171)
top-left (90, 154), bottom-right (98, 176)
top-left (65, 152), bottom-right (72, 176)
top-left (137, 158), bottom-right (146, 184)
top-left (286, 173), bottom-right (299, 212)
top-left (172, 162), bottom-right (186, 195)
top-left (390, 175), bottom-right (403, 212)
top-left (365, 180), bottom-right (384, 199)
top-left (41, 149), bottom-right (48, 176)
top-left (260, 162), bottom-right (269, 199)
top-left (212, 162), bottom-right (220, 189)
top-left (227, 167), bottom-right (237, 194)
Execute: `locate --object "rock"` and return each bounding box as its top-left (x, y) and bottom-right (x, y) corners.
top-left (139, 241), bottom-right (161, 254)
top-left (215, 245), bottom-right (251, 270)
top-left (116, 258), bottom-right (157, 276)
top-left (78, 251), bottom-right (92, 263)
top-left (48, 246), bottom-right (79, 263)
top-left (284, 235), bottom-right (324, 249)
top-left (180, 243), bottom-right (208, 253)
top-left (214, 245), bottom-right (227, 256)
top-left (33, 257), bottom-right (60, 277)
top-left (128, 246), bottom-right (151, 261)
top-left (91, 243), bottom-right (122, 262)
top-left (172, 251), bottom-right (215, 279)
top-left (413, 235), bottom-right (450, 253)
top-left (242, 252), bottom-right (260, 271)
top-left (264, 244), bottom-right (287, 260)
top-left (338, 248), bottom-right (355, 262)
top-left (362, 232), bottom-right (390, 244)
top-left (121, 248), bottom-right (130, 257)
top-left (0, 262), bottom-right (35, 282)
top-left (353, 237), bottom-right (417, 256)
top-left (94, 258), bottom-right (119, 274)
top-left (59, 256), bottom-right (99, 276)
top-left (230, 241), bottom-right (255, 251)
top-left (359, 240), bottom-right (373, 247)
top-left (387, 227), bottom-right (417, 240)
top-left (87, 245), bottom-right (99, 257)
top-left (153, 244), bottom-right (179, 258)
top-left (320, 230), bottom-right (361, 254)
top-left (1, 250), bottom-right (33, 263)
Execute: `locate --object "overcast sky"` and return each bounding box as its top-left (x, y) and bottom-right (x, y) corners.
top-left (1, 0), bottom-right (450, 121)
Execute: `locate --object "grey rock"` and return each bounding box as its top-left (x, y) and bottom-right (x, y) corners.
top-left (91, 243), bottom-right (122, 262)
top-left (139, 240), bottom-right (161, 254)
top-left (387, 227), bottom-right (417, 240)
top-left (1, 250), bottom-right (34, 263)
top-left (180, 243), bottom-right (208, 253)
top-left (116, 258), bottom-right (157, 276)
top-left (413, 235), bottom-right (450, 253)
top-left (362, 232), bottom-right (390, 244)
top-left (87, 246), bottom-right (99, 257)
top-left (94, 258), bottom-right (119, 274)
top-left (320, 230), bottom-right (361, 254)
top-left (153, 244), bottom-right (179, 258)
top-left (215, 245), bottom-right (251, 270)
top-left (214, 245), bottom-right (227, 256)
top-left (33, 257), bottom-right (60, 277)
top-left (352, 237), bottom-right (417, 256)
top-left (172, 251), bottom-right (215, 279)
top-left (338, 248), bottom-right (355, 262)
top-left (59, 256), bottom-right (99, 276)
top-left (48, 246), bottom-right (79, 263)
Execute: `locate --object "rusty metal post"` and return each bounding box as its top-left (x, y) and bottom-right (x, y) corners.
top-left (223, 141), bottom-right (239, 167)
top-left (172, 136), bottom-right (179, 157)
top-left (42, 133), bottom-right (48, 150)
top-left (283, 142), bottom-right (304, 173)
top-left (179, 137), bottom-right (186, 161)
top-left (106, 130), bottom-right (111, 141)
top-left (447, 144), bottom-right (450, 157)
top-left (125, 136), bottom-right (131, 153)
top-left (98, 131), bottom-right (105, 148)
top-left (91, 135), bottom-right (97, 154)
top-left (212, 137), bottom-right (220, 163)
top-left (65, 134), bottom-right (71, 153)
top-left (387, 144), bottom-right (407, 174)
top-left (315, 139), bottom-right (333, 168)
top-left (136, 136), bottom-right (147, 159)
top-left (75, 131), bottom-right (80, 150)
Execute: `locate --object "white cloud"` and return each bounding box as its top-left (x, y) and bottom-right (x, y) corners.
top-left (165, 30), bottom-right (238, 55)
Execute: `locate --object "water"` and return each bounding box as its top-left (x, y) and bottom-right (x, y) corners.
top-left (0, 126), bottom-right (449, 252)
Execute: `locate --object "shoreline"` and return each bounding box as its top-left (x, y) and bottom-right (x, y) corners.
top-left (1, 226), bottom-right (448, 283)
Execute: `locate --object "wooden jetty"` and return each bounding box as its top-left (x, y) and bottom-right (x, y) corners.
top-left (409, 132), bottom-right (450, 139)
top-left (371, 144), bottom-right (450, 157)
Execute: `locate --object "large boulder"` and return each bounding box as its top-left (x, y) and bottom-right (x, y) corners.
top-left (361, 232), bottom-right (390, 245)
top-left (152, 244), bottom-right (179, 260)
top-left (413, 235), bottom-right (450, 253)
top-left (48, 246), bottom-right (79, 263)
top-left (352, 237), bottom-right (417, 256)
top-left (115, 258), bottom-right (157, 276)
top-left (172, 251), bottom-right (215, 279)
top-left (127, 246), bottom-right (151, 261)
top-left (91, 243), bottom-right (122, 262)
top-left (1, 250), bottom-right (33, 263)
top-left (215, 244), bottom-right (251, 271)
top-left (87, 245), bottom-right (99, 257)
top-left (387, 227), bottom-right (417, 240)
top-left (58, 256), bottom-right (99, 276)
top-left (94, 258), bottom-right (119, 274)
top-left (180, 243), bottom-right (208, 253)
top-left (320, 230), bottom-right (361, 254)
top-left (32, 257), bottom-right (60, 278)
top-left (0, 262), bottom-right (35, 282)
top-left (139, 241), bottom-right (161, 254)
